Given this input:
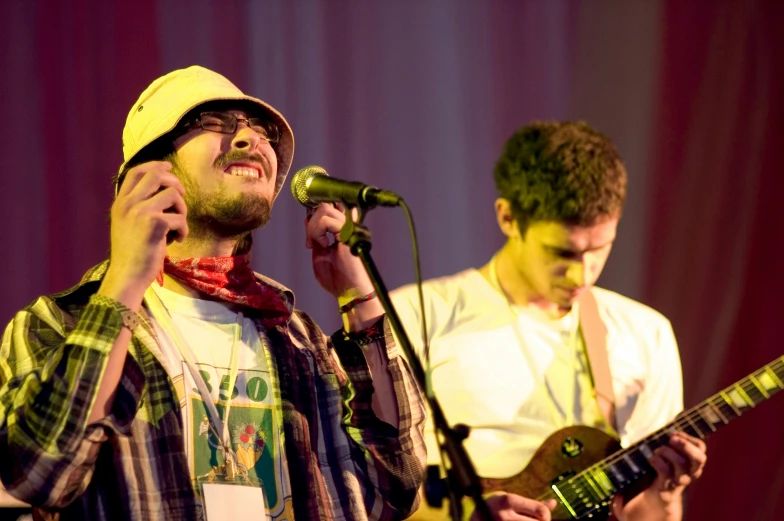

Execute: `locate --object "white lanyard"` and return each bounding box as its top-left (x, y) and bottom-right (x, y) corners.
top-left (488, 256), bottom-right (582, 428)
top-left (145, 286), bottom-right (242, 472)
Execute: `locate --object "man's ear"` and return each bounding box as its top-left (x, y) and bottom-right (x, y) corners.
top-left (494, 198), bottom-right (520, 238)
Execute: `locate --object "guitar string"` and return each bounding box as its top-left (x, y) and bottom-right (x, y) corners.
top-left (546, 357), bottom-right (784, 516)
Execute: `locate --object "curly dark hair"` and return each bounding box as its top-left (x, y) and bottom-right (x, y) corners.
top-left (493, 121), bottom-right (627, 234)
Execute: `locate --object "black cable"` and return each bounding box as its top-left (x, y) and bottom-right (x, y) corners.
top-left (398, 200), bottom-right (430, 367)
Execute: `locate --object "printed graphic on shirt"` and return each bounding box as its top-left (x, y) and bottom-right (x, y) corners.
top-left (178, 363), bottom-right (294, 521)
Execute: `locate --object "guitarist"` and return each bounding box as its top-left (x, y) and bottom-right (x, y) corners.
top-left (391, 121), bottom-right (707, 521)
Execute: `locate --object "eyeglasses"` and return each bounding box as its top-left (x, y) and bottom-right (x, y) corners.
top-left (183, 111), bottom-right (281, 148)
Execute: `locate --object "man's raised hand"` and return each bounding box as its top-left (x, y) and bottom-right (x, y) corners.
top-left (99, 161), bottom-right (188, 310)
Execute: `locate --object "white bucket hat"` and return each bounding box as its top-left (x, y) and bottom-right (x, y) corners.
top-left (119, 65), bottom-right (294, 198)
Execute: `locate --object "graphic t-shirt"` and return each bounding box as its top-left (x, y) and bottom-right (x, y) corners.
top-left (148, 284), bottom-right (294, 520)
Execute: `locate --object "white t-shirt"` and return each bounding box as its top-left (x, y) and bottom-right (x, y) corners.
top-left (147, 284), bottom-right (294, 520)
top-left (390, 269), bottom-right (683, 478)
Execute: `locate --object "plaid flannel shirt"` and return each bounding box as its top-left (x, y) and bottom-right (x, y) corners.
top-left (0, 261), bottom-right (426, 520)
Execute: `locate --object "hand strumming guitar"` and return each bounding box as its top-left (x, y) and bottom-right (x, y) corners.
top-left (470, 493), bottom-right (557, 521)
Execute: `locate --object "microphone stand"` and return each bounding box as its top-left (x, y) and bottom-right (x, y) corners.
top-left (338, 210), bottom-right (493, 521)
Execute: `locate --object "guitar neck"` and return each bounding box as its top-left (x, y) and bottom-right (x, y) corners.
top-left (546, 355), bottom-right (784, 519)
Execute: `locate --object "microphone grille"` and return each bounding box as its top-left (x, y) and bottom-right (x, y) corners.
top-left (290, 165), bottom-right (328, 206)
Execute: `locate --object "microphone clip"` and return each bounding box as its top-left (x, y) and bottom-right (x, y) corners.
top-left (339, 205), bottom-right (373, 254)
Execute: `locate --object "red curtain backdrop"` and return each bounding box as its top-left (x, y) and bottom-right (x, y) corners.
top-left (0, 0), bottom-right (781, 518)
top-left (647, 1), bottom-right (784, 519)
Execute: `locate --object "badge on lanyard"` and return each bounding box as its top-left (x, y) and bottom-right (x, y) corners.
top-left (145, 289), bottom-right (270, 520)
top-left (197, 468), bottom-right (267, 520)
top-left (194, 402), bottom-right (269, 519)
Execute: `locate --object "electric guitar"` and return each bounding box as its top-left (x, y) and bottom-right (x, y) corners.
top-left (480, 355), bottom-right (784, 520)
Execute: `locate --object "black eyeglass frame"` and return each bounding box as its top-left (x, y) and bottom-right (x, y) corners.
top-left (181, 111), bottom-right (281, 148)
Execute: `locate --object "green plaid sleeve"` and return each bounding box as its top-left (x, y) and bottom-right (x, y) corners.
top-left (0, 295), bottom-right (124, 507)
top-left (331, 317), bottom-right (427, 520)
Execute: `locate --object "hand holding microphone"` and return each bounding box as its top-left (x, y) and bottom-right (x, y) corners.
top-left (292, 166), bottom-right (384, 308)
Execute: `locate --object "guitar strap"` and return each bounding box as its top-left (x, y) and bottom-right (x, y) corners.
top-left (578, 289), bottom-right (617, 431)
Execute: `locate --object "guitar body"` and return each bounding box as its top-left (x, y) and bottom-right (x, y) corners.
top-left (481, 426), bottom-right (628, 520)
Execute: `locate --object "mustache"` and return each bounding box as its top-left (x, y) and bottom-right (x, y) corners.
top-left (213, 150), bottom-right (267, 170)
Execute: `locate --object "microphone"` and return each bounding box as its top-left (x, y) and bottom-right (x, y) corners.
top-left (290, 166), bottom-right (401, 209)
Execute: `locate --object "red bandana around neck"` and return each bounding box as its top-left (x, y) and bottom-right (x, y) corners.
top-left (156, 254), bottom-right (291, 328)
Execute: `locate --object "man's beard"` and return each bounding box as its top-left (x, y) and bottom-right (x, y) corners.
top-left (170, 154), bottom-right (273, 241)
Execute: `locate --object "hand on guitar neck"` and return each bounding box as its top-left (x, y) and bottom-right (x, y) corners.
top-left (612, 431), bottom-right (707, 521)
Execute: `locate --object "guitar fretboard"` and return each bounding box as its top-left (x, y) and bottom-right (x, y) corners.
top-left (543, 356), bottom-right (784, 519)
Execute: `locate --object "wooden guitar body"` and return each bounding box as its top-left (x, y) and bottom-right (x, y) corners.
top-left (482, 426), bottom-right (654, 521)
top-left (481, 426), bottom-right (626, 520)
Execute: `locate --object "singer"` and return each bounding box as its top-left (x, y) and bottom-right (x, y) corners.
top-left (0, 66), bottom-right (426, 521)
